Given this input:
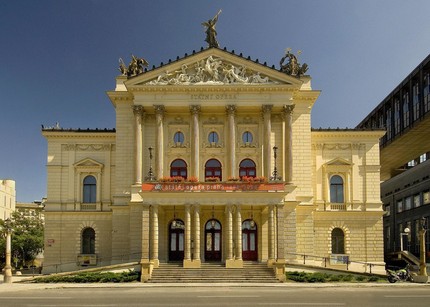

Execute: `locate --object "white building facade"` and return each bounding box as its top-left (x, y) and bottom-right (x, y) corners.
top-left (0, 179), bottom-right (16, 220)
top-left (42, 47), bottom-right (386, 280)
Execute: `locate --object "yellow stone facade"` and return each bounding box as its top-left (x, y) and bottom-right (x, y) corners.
top-left (42, 48), bottom-right (386, 279)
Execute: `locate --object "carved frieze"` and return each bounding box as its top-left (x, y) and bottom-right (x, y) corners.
top-left (146, 56), bottom-right (279, 85)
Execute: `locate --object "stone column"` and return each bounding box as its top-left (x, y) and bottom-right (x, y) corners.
top-left (194, 206), bottom-right (201, 263)
top-left (283, 104), bottom-right (295, 183)
top-left (235, 205), bottom-right (243, 262)
top-left (268, 204), bottom-right (275, 263)
top-left (190, 105), bottom-right (201, 179)
top-left (262, 105), bottom-right (273, 179)
top-left (276, 204), bottom-right (285, 259)
top-left (133, 105), bottom-right (144, 184)
top-left (184, 204), bottom-right (191, 260)
top-left (226, 105), bottom-right (237, 178)
top-left (140, 204), bottom-right (152, 281)
top-left (226, 205), bottom-right (234, 263)
top-left (150, 204), bottom-right (159, 268)
top-left (154, 105), bottom-right (165, 179)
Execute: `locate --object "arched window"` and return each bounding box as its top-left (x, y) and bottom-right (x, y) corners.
top-left (82, 227), bottom-right (95, 254)
top-left (242, 131), bottom-right (253, 144)
top-left (331, 228), bottom-right (345, 254)
top-left (83, 175), bottom-right (96, 203)
top-left (170, 159), bottom-right (187, 179)
top-left (330, 175), bottom-right (344, 203)
top-left (205, 159), bottom-right (222, 181)
top-left (173, 131), bottom-right (184, 145)
top-left (239, 159), bottom-right (256, 178)
top-left (208, 131), bottom-right (219, 144)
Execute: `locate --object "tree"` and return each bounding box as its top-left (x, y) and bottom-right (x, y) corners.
top-left (0, 211), bottom-right (44, 268)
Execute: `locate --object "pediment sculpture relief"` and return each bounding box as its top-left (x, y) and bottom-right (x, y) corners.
top-left (146, 56), bottom-right (278, 85)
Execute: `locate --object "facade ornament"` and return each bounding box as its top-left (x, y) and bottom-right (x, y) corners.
top-left (189, 105), bottom-right (201, 115)
top-left (262, 104), bottom-right (273, 115)
top-left (283, 104), bottom-right (295, 114)
top-left (132, 105), bottom-right (144, 116)
top-left (119, 55), bottom-right (149, 77)
top-left (154, 105), bottom-right (165, 115)
top-left (225, 105), bottom-right (236, 115)
top-left (202, 10), bottom-right (222, 48)
top-left (280, 48), bottom-right (308, 77)
top-left (146, 56), bottom-right (277, 85)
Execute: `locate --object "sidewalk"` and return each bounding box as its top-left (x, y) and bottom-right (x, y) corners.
top-left (1, 275), bottom-right (429, 293)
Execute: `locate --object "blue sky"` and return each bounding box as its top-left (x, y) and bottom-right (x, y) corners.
top-left (1, 0), bottom-right (430, 202)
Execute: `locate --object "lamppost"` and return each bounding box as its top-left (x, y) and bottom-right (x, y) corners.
top-left (145, 146), bottom-right (156, 181)
top-left (3, 218), bottom-right (12, 283)
top-left (270, 146), bottom-right (282, 181)
top-left (400, 227), bottom-right (410, 251)
top-left (419, 217), bottom-right (427, 277)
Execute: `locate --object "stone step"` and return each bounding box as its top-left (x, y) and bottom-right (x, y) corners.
top-left (150, 262), bottom-right (278, 283)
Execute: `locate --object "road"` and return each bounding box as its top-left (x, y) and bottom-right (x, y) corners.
top-left (1, 285), bottom-right (430, 306)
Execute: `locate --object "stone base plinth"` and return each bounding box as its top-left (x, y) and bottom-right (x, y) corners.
top-left (183, 259), bottom-right (201, 268)
top-left (140, 259), bottom-right (154, 282)
top-left (274, 259), bottom-right (286, 282)
top-left (226, 258), bottom-right (243, 268)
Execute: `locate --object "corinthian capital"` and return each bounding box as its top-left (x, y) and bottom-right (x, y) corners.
top-left (154, 105), bottom-right (165, 115)
top-left (190, 105), bottom-right (201, 115)
top-left (262, 104), bottom-right (273, 114)
top-left (132, 105), bottom-right (144, 116)
top-left (283, 104), bottom-right (295, 115)
top-left (225, 105), bottom-right (236, 116)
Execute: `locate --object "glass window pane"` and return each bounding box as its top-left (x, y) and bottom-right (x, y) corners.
top-left (242, 233), bottom-right (248, 251)
top-left (250, 233), bottom-right (255, 251)
top-left (178, 233), bottom-right (184, 251)
top-left (206, 234), bottom-right (212, 251)
top-left (171, 233), bottom-right (176, 251)
top-left (214, 233), bottom-right (220, 251)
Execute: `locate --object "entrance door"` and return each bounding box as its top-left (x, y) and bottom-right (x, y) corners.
top-left (242, 219), bottom-right (258, 261)
top-left (205, 219), bottom-right (222, 261)
top-left (169, 219), bottom-right (185, 261)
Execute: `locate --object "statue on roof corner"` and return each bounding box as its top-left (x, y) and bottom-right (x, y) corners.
top-left (202, 9), bottom-right (222, 48)
top-left (280, 48), bottom-right (308, 77)
top-left (119, 55), bottom-right (149, 77)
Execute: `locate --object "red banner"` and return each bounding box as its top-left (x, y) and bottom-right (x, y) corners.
top-left (141, 182), bottom-right (285, 192)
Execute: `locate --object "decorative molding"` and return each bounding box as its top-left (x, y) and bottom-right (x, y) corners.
top-left (63, 144), bottom-right (113, 151)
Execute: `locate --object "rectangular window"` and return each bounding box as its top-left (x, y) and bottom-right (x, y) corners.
top-left (397, 200), bottom-right (403, 213)
top-left (386, 108), bottom-right (392, 140)
top-left (424, 73), bottom-right (430, 113)
top-left (424, 190), bottom-right (430, 205)
top-left (404, 196), bottom-right (412, 211)
top-left (412, 84), bottom-right (420, 120)
top-left (394, 99), bottom-right (400, 135)
top-left (414, 194), bottom-right (421, 208)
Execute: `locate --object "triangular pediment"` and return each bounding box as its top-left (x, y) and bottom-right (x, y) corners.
top-left (125, 48), bottom-right (303, 88)
top-left (325, 157), bottom-right (352, 166)
top-left (74, 158), bottom-right (104, 169)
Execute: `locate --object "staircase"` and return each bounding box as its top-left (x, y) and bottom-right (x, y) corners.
top-left (149, 262), bottom-right (279, 283)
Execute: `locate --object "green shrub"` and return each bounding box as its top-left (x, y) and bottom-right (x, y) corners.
top-left (285, 271), bottom-right (381, 283)
top-left (340, 274), bottom-right (353, 281)
top-left (33, 270), bottom-right (140, 283)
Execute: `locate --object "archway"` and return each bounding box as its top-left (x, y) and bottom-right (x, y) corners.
top-left (169, 219), bottom-right (185, 261)
top-left (242, 219), bottom-right (258, 261)
top-left (205, 219), bottom-right (222, 261)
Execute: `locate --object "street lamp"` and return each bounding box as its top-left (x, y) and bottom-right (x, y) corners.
top-left (145, 146), bottom-right (156, 181)
top-left (3, 218), bottom-right (12, 283)
top-left (419, 217), bottom-right (427, 277)
top-left (400, 227), bottom-right (410, 252)
top-left (270, 146), bottom-right (282, 181)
